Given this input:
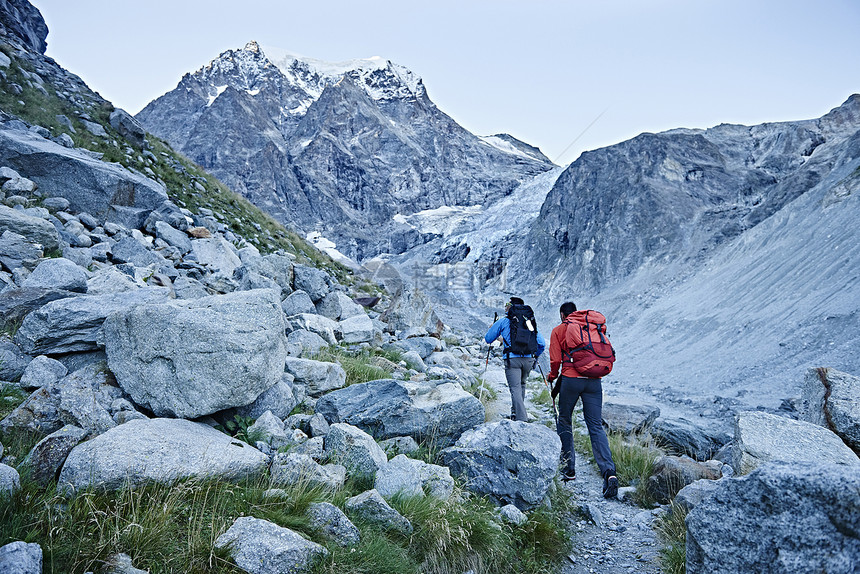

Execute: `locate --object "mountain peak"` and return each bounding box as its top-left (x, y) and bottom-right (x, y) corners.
top-left (243, 40), bottom-right (262, 54)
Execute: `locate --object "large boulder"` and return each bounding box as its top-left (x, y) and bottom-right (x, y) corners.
top-left (441, 419), bottom-right (561, 510)
top-left (0, 129), bottom-right (169, 225)
top-left (284, 357), bottom-right (346, 397)
top-left (797, 367), bottom-right (860, 453)
top-left (104, 289), bottom-right (287, 418)
top-left (0, 230), bottom-right (42, 270)
top-left (0, 541), bottom-right (42, 574)
top-left (324, 423), bottom-right (388, 480)
top-left (214, 516), bottom-right (328, 574)
top-left (270, 453), bottom-right (346, 491)
top-left (380, 288), bottom-right (443, 337)
top-left (233, 376), bottom-right (297, 420)
top-left (18, 355), bottom-right (67, 390)
top-left (21, 257), bottom-right (88, 293)
top-left (14, 287), bottom-right (172, 355)
top-left (338, 313), bottom-right (374, 344)
top-left (19, 424), bottom-right (87, 486)
top-left (58, 418), bottom-right (268, 493)
top-left (0, 204), bottom-right (59, 252)
top-left (650, 416), bottom-right (730, 461)
top-left (374, 454), bottom-right (454, 500)
top-left (733, 411), bottom-right (860, 475)
top-left (280, 290), bottom-right (315, 317)
top-left (644, 455), bottom-right (721, 504)
top-left (284, 313), bottom-right (339, 345)
top-left (602, 402), bottom-right (661, 435)
top-left (0, 463), bottom-right (20, 497)
top-left (109, 109), bottom-right (147, 148)
top-left (315, 378), bottom-right (484, 447)
top-left (686, 462), bottom-right (860, 574)
top-left (292, 264), bottom-right (329, 302)
top-left (315, 291), bottom-right (364, 321)
top-left (306, 502), bottom-right (361, 547)
top-left (344, 489), bottom-right (413, 536)
top-left (190, 237), bottom-right (241, 278)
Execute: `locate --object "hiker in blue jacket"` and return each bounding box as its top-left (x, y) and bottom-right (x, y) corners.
top-left (484, 296), bottom-right (546, 422)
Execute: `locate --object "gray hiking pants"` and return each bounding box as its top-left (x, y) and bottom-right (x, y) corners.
top-left (557, 376), bottom-right (616, 478)
top-left (504, 356), bottom-right (533, 421)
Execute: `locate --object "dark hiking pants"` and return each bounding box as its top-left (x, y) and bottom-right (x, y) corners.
top-left (556, 375), bottom-right (616, 477)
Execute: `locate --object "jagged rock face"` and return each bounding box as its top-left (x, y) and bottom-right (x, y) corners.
top-left (137, 42), bottom-right (554, 259)
top-left (506, 95), bottom-right (860, 296)
top-left (0, 0), bottom-right (47, 54)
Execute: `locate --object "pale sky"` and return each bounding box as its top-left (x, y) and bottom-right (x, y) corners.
top-left (31, 0), bottom-right (860, 166)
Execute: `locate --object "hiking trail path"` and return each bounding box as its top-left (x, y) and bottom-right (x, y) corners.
top-left (479, 360), bottom-right (663, 574)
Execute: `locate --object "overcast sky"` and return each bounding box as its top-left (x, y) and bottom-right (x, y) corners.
top-left (32, 0), bottom-right (860, 166)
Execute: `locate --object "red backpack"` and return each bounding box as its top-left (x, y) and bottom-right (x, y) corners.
top-left (564, 310), bottom-right (616, 378)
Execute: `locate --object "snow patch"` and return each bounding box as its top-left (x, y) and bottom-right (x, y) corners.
top-left (479, 135), bottom-right (535, 160)
top-left (207, 85), bottom-right (228, 107)
top-left (306, 232), bottom-right (361, 270)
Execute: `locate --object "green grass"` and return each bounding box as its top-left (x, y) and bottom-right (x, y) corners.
top-left (0, 382), bottom-right (26, 420)
top-left (310, 347), bottom-right (394, 387)
top-left (0, 468), bottom-right (573, 574)
top-left (655, 503), bottom-right (688, 574)
top-left (572, 425), bottom-right (662, 506)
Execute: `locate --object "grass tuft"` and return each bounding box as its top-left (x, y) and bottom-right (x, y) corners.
top-left (310, 347), bottom-right (393, 387)
top-left (655, 503), bottom-right (688, 574)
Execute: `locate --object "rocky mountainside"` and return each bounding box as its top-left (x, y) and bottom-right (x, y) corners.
top-left (137, 42), bottom-right (554, 260)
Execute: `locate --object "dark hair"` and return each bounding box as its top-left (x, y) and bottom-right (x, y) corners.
top-left (509, 296), bottom-right (525, 306)
top-left (559, 301), bottom-right (577, 317)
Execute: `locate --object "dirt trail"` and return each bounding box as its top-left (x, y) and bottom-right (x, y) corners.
top-left (479, 360), bottom-right (664, 574)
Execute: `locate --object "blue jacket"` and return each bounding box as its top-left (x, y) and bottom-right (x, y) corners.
top-left (485, 317), bottom-right (546, 358)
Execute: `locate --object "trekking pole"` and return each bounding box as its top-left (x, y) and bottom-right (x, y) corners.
top-left (478, 312), bottom-right (498, 405)
top-left (535, 362), bottom-right (558, 427)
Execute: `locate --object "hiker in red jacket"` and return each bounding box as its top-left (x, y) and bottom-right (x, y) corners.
top-left (547, 301), bottom-right (618, 498)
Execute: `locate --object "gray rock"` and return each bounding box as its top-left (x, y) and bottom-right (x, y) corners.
top-left (324, 423), bottom-right (388, 479)
top-left (58, 418), bottom-right (268, 493)
top-left (315, 291), bottom-right (364, 321)
top-left (81, 119), bottom-right (107, 137)
top-left (0, 288), bottom-right (78, 334)
top-left (171, 275), bottom-right (209, 299)
top-left (0, 463), bottom-right (20, 497)
top-left (0, 385), bottom-right (62, 435)
top-left (285, 329), bottom-right (329, 358)
top-left (234, 376), bottom-right (297, 420)
top-left (0, 167), bottom-right (21, 183)
top-left (0, 128), bottom-right (168, 223)
top-left (1, 176), bottom-right (37, 194)
top-left (284, 357), bottom-right (346, 397)
top-left (307, 413), bottom-right (330, 438)
top-left (673, 478), bottom-right (722, 514)
top-left (306, 502), bottom-right (361, 547)
top-left (215, 516), bottom-right (328, 574)
top-left (798, 367), bottom-right (860, 452)
top-left (110, 236), bottom-right (169, 269)
top-left (338, 313), bottom-right (374, 344)
top-left (51, 364), bottom-right (117, 436)
top-left (15, 287), bottom-right (171, 355)
top-left (391, 336), bottom-right (442, 360)
top-left (247, 411), bottom-right (286, 445)
top-left (499, 504), bottom-right (528, 526)
top-left (315, 378), bottom-right (484, 447)
top-left (401, 350), bottom-right (426, 372)
top-left (62, 247), bottom-right (93, 269)
top-left (191, 237), bottom-right (241, 278)
top-left (19, 424), bottom-right (87, 486)
top-left (284, 313), bottom-right (338, 345)
top-left (154, 221), bottom-right (191, 254)
top-left (292, 265), bottom-right (329, 302)
top-left (103, 552), bottom-right (148, 574)
top-left (380, 288), bottom-right (443, 337)
top-left (0, 541), bottom-right (42, 574)
top-left (18, 355), bottom-right (67, 390)
top-left (109, 109), bottom-right (147, 148)
top-left (645, 455), bottom-right (721, 505)
top-left (292, 436), bottom-right (326, 461)
top-left (0, 204), bottom-right (59, 252)
top-left (270, 453), bottom-right (346, 490)
top-left (379, 436), bottom-right (420, 456)
top-left (0, 339), bottom-right (31, 381)
top-left (86, 266), bottom-right (145, 295)
top-left (21, 257), bottom-right (87, 293)
top-left (345, 489), bottom-right (413, 535)
top-left (41, 196), bottom-right (70, 211)
top-left (650, 416), bottom-right (729, 461)
top-left (374, 454), bottom-right (454, 500)
top-left (0, 230), bottom-right (42, 271)
top-left (281, 290), bottom-right (316, 317)
top-left (601, 402), bottom-right (661, 435)
top-left (105, 289), bottom-right (287, 418)
top-left (686, 462), bottom-right (860, 574)
top-left (733, 411), bottom-right (860, 475)
top-left (441, 419), bottom-right (561, 511)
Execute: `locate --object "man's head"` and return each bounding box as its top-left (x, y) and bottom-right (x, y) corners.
top-left (559, 301), bottom-right (577, 319)
top-left (509, 296), bottom-right (524, 307)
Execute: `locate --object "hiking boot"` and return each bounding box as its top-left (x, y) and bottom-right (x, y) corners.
top-left (561, 469), bottom-right (576, 482)
top-left (603, 475), bottom-right (618, 499)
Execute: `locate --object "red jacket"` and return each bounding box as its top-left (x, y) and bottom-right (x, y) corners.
top-left (548, 320), bottom-right (581, 380)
